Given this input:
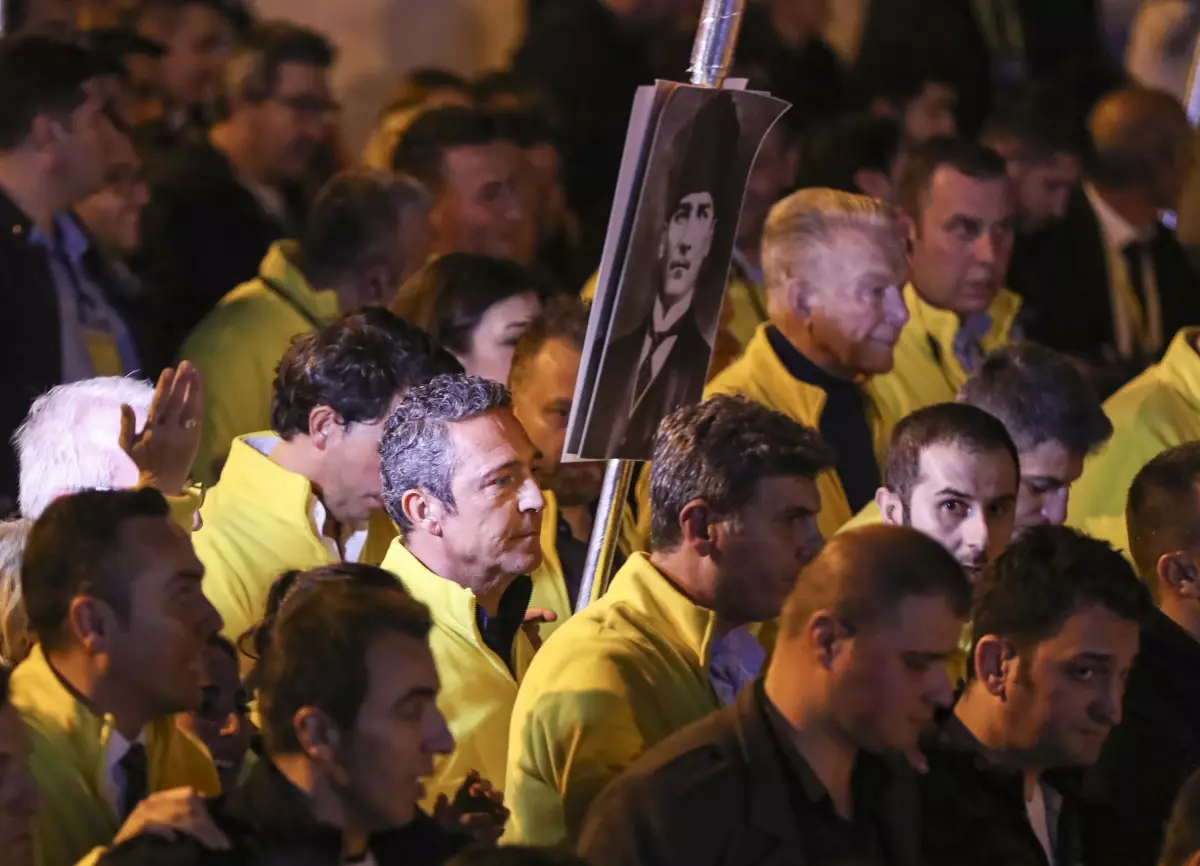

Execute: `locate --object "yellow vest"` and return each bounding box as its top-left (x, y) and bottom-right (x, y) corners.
top-left (869, 283), bottom-right (1024, 419)
top-left (704, 324), bottom-right (896, 539)
top-left (1068, 328), bottom-right (1200, 557)
top-left (180, 242), bottom-right (340, 486)
top-left (195, 435), bottom-right (395, 659)
top-left (380, 540), bottom-right (535, 809)
top-left (839, 499), bottom-right (884, 533)
top-left (505, 552), bottom-right (721, 846)
top-left (12, 645), bottom-right (220, 866)
top-left (531, 489), bottom-right (572, 640)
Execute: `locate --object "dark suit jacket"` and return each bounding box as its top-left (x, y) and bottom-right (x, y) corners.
top-left (98, 757), bottom-right (471, 866)
top-left (1009, 187), bottom-right (1200, 378)
top-left (578, 683), bottom-right (923, 866)
top-left (1082, 609), bottom-right (1200, 866)
top-left (584, 306), bottom-right (713, 460)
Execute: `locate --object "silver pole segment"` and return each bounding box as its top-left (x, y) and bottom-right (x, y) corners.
top-left (574, 0), bottom-right (748, 614)
top-left (1185, 32), bottom-right (1200, 128)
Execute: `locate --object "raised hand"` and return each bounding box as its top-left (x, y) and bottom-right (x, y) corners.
top-left (120, 363), bottom-right (204, 496)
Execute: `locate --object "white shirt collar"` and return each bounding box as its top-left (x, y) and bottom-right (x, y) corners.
top-left (650, 293), bottom-right (692, 335)
top-left (1084, 182), bottom-right (1153, 249)
top-left (103, 726), bottom-right (147, 815)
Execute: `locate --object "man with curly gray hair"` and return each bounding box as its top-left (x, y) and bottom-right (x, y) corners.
top-left (379, 373), bottom-right (544, 818)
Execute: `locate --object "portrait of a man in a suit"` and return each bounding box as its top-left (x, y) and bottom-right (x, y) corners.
top-left (588, 90), bottom-right (742, 458)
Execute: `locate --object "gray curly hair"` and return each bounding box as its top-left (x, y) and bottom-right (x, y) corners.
top-left (380, 374), bottom-right (512, 532)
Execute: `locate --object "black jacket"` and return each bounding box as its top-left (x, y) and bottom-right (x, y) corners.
top-left (579, 683), bottom-right (923, 866)
top-left (97, 757), bottom-right (472, 866)
top-left (135, 133), bottom-right (306, 360)
top-left (1082, 609), bottom-right (1200, 866)
top-left (920, 714), bottom-right (1086, 866)
top-left (1008, 187), bottom-right (1200, 381)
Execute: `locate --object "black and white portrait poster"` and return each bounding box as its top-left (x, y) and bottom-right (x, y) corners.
top-left (565, 81), bottom-right (788, 460)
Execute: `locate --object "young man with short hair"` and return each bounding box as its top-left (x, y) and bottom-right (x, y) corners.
top-left (505, 394), bottom-right (832, 847)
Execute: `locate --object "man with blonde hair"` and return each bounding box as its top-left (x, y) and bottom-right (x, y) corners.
top-left (707, 186), bottom-right (912, 537)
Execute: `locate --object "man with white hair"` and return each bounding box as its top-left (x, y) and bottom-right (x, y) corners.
top-left (706, 187), bottom-right (915, 538)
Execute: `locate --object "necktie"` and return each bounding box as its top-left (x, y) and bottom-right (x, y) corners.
top-left (119, 741), bottom-right (148, 819)
top-left (1122, 241), bottom-right (1149, 314)
top-left (633, 327), bottom-right (679, 405)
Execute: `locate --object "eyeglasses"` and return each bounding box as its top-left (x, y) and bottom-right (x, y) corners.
top-left (271, 94), bottom-right (341, 122)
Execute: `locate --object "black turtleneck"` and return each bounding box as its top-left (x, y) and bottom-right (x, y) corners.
top-left (766, 326), bottom-right (881, 512)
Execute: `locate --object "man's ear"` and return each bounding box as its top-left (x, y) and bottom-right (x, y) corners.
top-left (66, 595), bottom-right (119, 656)
top-left (807, 610), bottom-right (846, 670)
top-left (679, 499), bottom-right (717, 558)
top-left (877, 488), bottom-right (904, 526)
top-left (1159, 552), bottom-right (1200, 600)
top-left (307, 406), bottom-right (340, 449)
top-left (294, 706), bottom-right (342, 767)
top-left (786, 277), bottom-right (813, 319)
top-left (973, 635), bottom-right (1016, 699)
top-left (400, 488), bottom-right (444, 537)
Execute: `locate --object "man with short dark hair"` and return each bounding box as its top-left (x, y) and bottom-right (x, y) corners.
top-left (852, 54), bottom-right (958, 148)
top-left (136, 21), bottom-right (339, 351)
top-left (98, 577), bottom-right (469, 866)
top-left (871, 138), bottom-right (1022, 413)
top-left (506, 394), bottom-right (832, 846)
top-left (0, 35), bottom-right (144, 512)
top-left (379, 374), bottom-right (545, 812)
top-left (12, 488), bottom-right (223, 866)
top-left (920, 525), bottom-right (1152, 866)
top-left (181, 170), bottom-right (432, 484)
top-left (983, 88), bottom-right (1086, 233)
top-left (797, 113), bottom-right (902, 203)
top-left (580, 525), bottom-right (971, 866)
top-left (876, 403), bottom-right (1020, 583)
top-left (196, 309), bottom-right (458, 660)
top-left (392, 106), bottom-right (532, 265)
top-left (1083, 443), bottom-right (1200, 866)
top-left (1010, 87), bottom-right (1200, 381)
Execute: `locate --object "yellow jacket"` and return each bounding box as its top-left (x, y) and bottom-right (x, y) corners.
top-left (12, 645), bottom-right (220, 866)
top-left (869, 283), bottom-right (1024, 418)
top-left (705, 324), bottom-right (896, 539)
top-left (179, 242), bottom-right (340, 486)
top-left (505, 553), bottom-right (721, 846)
top-left (380, 540), bottom-right (535, 810)
top-left (1068, 329), bottom-right (1200, 556)
top-left (195, 435), bottom-right (394, 657)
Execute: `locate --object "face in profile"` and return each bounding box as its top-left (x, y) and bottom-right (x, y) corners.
top-left (999, 603), bottom-right (1139, 767)
top-left (806, 230), bottom-right (910, 377)
top-left (0, 693), bottom-right (37, 866)
top-left (1011, 153), bottom-right (1080, 233)
top-left (438, 410), bottom-right (545, 595)
top-left (73, 137), bottom-right (150, 258)
top-left (831, 593), bottom-right (965, 752)
top-left (157, 1), bottom-right (234, 107)
top-left (907, 166), bottom-right (1016, 316)
top-left (1014, 440), bottom-right (1085, 534)
top-left (880, 443), bottom-right (1018, 583)
top-left (456, 293), bottom-right (542, 385)
top-left (321, 410), bottom-right (397, 527)
top-left (510, 338), bottom-right (605, 507)
top-left (716, 475), bottom-right (824, 626)
top-left (902, 83), bottom-right (958, 146)
top-left (335, 630), bottom-right (454, 829)
top-left (107, 517), bottom-right (222, 718)
top-left (662, 191), bottom-right (715, 306)
top-left (252, 61), bottom-right (335, 183)
top-left (436, 142), bottom-right (532, 263)
top-left (175, 640), bottom-right (251, 792)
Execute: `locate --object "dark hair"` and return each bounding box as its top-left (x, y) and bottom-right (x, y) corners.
top-left (508, 295), bottom-right (589, 391)
top-left (447, 849), bottom-right (589, 866)
top-left (494, 108), bottom-right (561, 152)
top-left (983, 87), bottom-right (1088, 164)
top-left (300, 170), bottom-right (431, 289)
top-left (897, 137), bottom-right (1009, 218)
top-left (970, 525), bottom-right (1151, 674)
top-left (0, 664), bottom-right (11, 708)
top-left (380, 374), bottom-right (512, 533)
top-left (390, 253), bottom-right (546, 358)
top-left (133, 0), bottom-right (243, 28)
top-left (1126, 443), bottom-right (1200, 593)
top-left (1161, 766), bottom-right (1200, 866)
top-left (883, 403), bottom-right (1019, 507)
top-left (472, 70), bottom-right (551, 111)
top-left (224, 20), bottom-right (335, 105)
top-left (782, 525), bottom-right (971, 638)
top-left (378, 68), bottom-right (471, 118)
top-left (957, 344), bottom-right (1112, 455)
top-left (797, 114), bottom-right (901, 193)
top-left (0, 36), bottom-right (111, 150)
top-left (851, 49), bottom-right (957, 114)
top-left (21, 488), bottom-right (170, 650)
top-left (391, 106), bottom-right (516, 191)
top-left (650, 395), bottom-right (835, 552)
top-left (270, 307), bottom-right (461, 440)
top-left (259, 581), bottom-right (433, 755)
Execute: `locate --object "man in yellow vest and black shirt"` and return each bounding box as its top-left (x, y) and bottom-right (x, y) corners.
top-left (196, 309), bottom-right (459, 661)
top-left (505, 395), bottom-right (830, 847)
top-left (379, 374), bottom-right (546, 811)
top-left (871, 138), bottom-right (1023, 413)
top-left (706, 188), bottom-right (911, 538)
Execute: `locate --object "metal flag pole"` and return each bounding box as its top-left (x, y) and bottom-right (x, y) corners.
top-left (1184, 32), bottom-right (1200, 128)
top-left (574, 0), bottom-right (747, 614)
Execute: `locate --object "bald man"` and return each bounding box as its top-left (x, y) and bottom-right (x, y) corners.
top-left (579, 525), bottom-right (972, 866)
top-left (1010, 86), bottom-right (1200, 392)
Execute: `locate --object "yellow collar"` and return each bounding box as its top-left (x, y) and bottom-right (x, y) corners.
top-left (1157, 328), bottom-right (1200, 409)
top-left (211, 435), bottom-right (318, 524)
top-left (903, 282), bottom-right (1022, 348)
top-left (739, 324), bottom-right (830, 420)
top-left (604, 552), bottom-right (719, 670)
top-left (257, 241), bottom-right (340, 323)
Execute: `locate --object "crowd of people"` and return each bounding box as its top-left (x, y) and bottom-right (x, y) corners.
top-left (7, 0), bottom-right (1200, 865)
